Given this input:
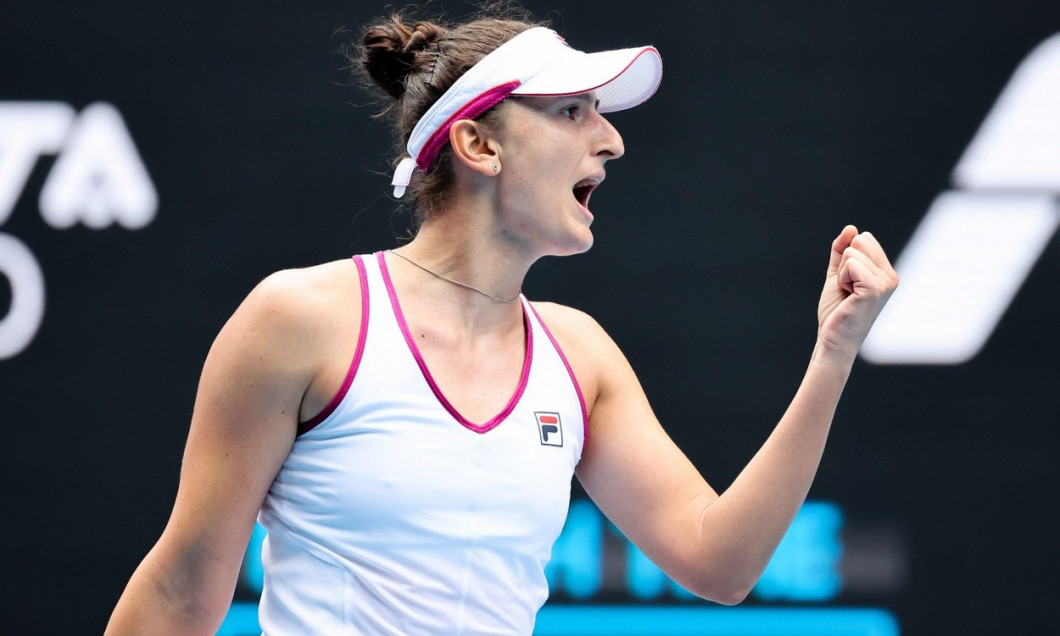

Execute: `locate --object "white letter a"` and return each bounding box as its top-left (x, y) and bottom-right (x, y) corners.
top-left (39, 102), bottom-right (158, 229)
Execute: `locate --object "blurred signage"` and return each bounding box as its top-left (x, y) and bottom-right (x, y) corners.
top-left (0, 101), bottom-right (156, 359)
top-left (863, 34), bottom-right (1060, 364)
top-left (220, 500), bottom-right (900, 635)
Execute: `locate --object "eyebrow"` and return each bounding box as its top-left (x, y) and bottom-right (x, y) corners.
top-left (572, 93), bottom-right (599, 106)
top-left (509, 93), bottom-right (601, 111)
top-left (568, 92), bottom-right (602, 111)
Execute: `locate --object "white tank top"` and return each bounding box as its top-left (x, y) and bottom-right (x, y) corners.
top-left (257, 252), bottom-right (587, 635)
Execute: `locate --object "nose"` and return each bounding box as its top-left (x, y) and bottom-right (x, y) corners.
top-left (593, 112), bottom-right (625, 160)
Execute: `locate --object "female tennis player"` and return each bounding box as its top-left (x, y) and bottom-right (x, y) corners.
top-left (106, 6), bottom-right (897, 635)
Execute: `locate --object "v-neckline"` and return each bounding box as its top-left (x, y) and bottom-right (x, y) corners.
top-left (375, 251), bottom-right (533, 434)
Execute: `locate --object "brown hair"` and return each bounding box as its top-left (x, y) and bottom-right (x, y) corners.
top-left (353, 5), bottom-right (544, 224)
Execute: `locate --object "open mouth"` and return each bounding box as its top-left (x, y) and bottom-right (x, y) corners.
top-left (572, 177), bottom-right (600, 207)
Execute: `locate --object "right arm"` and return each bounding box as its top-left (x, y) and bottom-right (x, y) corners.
top-left (105, 269), bottom-right (345, 634)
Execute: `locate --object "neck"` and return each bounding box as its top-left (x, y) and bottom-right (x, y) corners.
top-left (389, 249), bottom-right (521, 304)
top-left (388, 227), bottom-right (532, 326)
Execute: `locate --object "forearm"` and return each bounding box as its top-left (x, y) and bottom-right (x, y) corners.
top-left (693, 343), bottom-right (852, 600)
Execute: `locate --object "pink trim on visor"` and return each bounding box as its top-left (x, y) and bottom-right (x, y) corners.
top-left (416, 81), bottom-right (520, 173)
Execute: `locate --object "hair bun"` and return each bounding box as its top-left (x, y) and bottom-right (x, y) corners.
top-left (362, 16), bottom-right (448, 99)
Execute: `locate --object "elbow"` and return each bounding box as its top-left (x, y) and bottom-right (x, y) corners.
top-left (108, 540), bottom-right (237, 634)
top-left (707, 585), bottom-right (752, 607)
top-left (679, 571), bottom-right (755, 607)
top-left (692, 582), bottom-right (752, 607)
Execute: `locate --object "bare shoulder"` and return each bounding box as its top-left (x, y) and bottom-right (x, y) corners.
top-left (193, 259), bottom-right (361, 407)
top-left (206, 259), bottom-right (363, 399)
top-left (248, 258), bottom-right (361, 318)
top-left (530, 301), bottom-right (610, 347)
top-left (232, 259), bottom-right (361, 342)
top-left (193, 257), bottom-right (363, 451)
top-left (529, 301), bottom-right (624, 409)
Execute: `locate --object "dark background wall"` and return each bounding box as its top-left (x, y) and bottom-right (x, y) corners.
top-left (2, 1), bottom-right (1058, 633)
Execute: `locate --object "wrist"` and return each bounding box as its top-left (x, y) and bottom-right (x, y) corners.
top-left (810, 338), bottom-right (859, 371)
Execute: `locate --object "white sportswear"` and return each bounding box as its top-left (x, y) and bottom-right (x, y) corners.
top-left (257, 252), bottom-right (588, 635)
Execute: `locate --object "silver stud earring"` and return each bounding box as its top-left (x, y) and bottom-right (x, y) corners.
top-left (492, 164), bottom-right (500, 173)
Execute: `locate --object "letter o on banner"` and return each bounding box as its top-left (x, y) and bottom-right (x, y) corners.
top-left (0, 233), bottom-right (46, 359)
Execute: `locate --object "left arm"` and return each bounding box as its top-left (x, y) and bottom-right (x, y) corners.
top-left (547, 226), bottom-right (897, 604)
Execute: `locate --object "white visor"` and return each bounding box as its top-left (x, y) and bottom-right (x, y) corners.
top-left (392, 27), bottom-right (662, 197)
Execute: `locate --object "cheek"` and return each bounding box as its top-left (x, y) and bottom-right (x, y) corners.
top-left (504, 149), bottom-right (564, 195)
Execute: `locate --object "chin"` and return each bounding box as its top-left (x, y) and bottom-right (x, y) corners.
top-left (558, 232), bottom-right (594, 256)
top-left (577, 234), bottom-right (594, 254)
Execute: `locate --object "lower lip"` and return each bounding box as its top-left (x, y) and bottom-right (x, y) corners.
top-left (575, 199), bottom-right (594, 224)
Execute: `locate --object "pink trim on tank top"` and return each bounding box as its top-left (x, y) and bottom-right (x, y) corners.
top-left (296, 255), bottom-right (371, 436)
top-left (525, 301), bottom-right (590, 449)
top-left (376, 250), bottom-right (532, 434)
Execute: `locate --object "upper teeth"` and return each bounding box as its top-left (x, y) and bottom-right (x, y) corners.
top-left (575, 178), bottom-right (599, 188)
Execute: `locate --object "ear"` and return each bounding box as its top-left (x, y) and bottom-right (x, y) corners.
top-left (449, 119), bottom-right (500, 177)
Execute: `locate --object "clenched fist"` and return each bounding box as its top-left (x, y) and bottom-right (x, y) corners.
top-left (816, 225), bottom-right (899, 365)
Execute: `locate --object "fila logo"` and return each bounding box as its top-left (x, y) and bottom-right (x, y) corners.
top-left (0, 101), bottom-right (156, 359)
top-left (861, 33), bottom-right (1060, 365)
top-left (536, 412), bottom-right (564, 447)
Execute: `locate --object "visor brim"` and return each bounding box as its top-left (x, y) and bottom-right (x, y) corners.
top-left (512, 46), bottom-right (662, 113)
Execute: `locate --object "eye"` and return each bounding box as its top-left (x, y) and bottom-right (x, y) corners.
top-left (561, 104), bottom-right (579, 119)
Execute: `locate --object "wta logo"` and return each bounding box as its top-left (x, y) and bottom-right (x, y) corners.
top-left (862, 34), bottom-right (1060, 365)
top-left (0, 101), bottom-right (156, 359)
